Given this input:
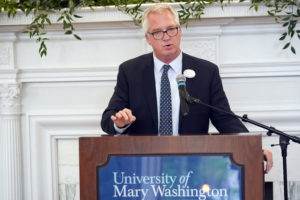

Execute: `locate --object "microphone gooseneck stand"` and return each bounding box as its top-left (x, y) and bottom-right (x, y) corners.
top-left (184, 95), bottom-right (300, 200)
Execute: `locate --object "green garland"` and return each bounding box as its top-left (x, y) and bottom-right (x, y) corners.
top-left (1, 0), bottom-right (299, 56)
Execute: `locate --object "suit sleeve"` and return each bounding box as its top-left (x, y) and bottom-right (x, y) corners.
top-left (209, 66), bottom-right (248, 133)
top-left (101, 65), bottom-right (129, 135)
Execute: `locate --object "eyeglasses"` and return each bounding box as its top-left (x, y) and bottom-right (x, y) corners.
top-left (147, 27), bottom-right (179, 40)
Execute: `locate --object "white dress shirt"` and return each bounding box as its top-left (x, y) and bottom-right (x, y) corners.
top-left (153, 53), bottom-right (182, 135)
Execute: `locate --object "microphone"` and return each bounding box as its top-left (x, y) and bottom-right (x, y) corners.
top-left (176, 74), bottom-right (190, 116)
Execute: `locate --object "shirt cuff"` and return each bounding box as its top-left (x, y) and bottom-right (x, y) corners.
top-left (114, 123), bottom-right (130, 135)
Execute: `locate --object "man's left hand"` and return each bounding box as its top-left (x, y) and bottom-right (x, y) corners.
top-left (263, 149), bottom-right (273, 174)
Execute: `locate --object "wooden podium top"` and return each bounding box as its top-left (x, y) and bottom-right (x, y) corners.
top-left (79, 134), bottom-right (263, 200)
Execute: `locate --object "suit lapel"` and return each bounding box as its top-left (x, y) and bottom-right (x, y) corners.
top-left (142, 54), bottom-right (158, 132)
top-left (182, 53), bottom-right (190, 74)
top-left (179, 53), bottom-right (194, 131)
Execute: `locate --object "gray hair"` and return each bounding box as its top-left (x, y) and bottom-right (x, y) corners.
top-left (142, 3), bottom-right (180, 33)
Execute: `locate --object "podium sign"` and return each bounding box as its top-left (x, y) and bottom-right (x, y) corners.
top-left (80, 134), bottom-right (263, 200)
top-left (98, 155), bottom-right (242, 200)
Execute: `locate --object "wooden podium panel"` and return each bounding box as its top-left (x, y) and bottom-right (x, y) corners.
top-left (79, 134), bottom-right (263, 200)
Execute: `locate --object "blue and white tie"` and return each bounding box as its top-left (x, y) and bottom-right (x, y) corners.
top-left (159, 64), bottom-right (172, 135)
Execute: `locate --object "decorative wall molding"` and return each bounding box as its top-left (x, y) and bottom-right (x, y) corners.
top-left (18, 67), bottom-right (118, 83)
top-left (0, 32), bottom-right (16, 41)
top-left (220, 61), bottom-right (300, 78)
top-left (181, 37), bottom-right (219, 64)
top-left (0, 33), bottom-right (16, 70)
top-left (0, 69), bottom-right (18, 83)
top-left (10, 60), bottom-right (300, 83)
top-left (24, 112), bottom-right (102, 200)
top-left (0, 44), bottom-right (10, 66)
top-left (221, 23), bottom-right (283, 35)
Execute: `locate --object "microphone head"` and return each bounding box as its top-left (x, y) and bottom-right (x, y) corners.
top-left (176, 74), bottom-right (186, 83)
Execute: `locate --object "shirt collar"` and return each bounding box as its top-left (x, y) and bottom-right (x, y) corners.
top-left (153, 52), bottom-right (182, 74)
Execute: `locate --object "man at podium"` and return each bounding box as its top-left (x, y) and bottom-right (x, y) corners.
top-left (101, 3), bottom-right (273, 173)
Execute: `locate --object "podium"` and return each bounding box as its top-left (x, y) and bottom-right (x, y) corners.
top-left (79, 134), bottom-right (263, 200)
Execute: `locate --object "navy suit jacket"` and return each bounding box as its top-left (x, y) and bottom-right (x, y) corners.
top-left (101, 52), bottom-right (248, 135)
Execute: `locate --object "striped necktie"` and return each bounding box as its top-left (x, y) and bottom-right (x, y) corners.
top-left (159, 64), bottom-right (173, 135)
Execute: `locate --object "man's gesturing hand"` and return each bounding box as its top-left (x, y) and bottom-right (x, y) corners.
top-left (111, 108), bottom-right (136, 128)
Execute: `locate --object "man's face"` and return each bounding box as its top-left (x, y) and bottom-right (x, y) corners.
top-left (145, 10), bottom-right (182, 64)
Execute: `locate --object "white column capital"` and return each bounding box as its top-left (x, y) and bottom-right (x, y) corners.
top-left (0, 83), bottom-right (22, 115)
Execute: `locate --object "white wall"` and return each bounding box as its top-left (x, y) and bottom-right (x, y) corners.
top-left (1, 3), bottom-right (300, 200)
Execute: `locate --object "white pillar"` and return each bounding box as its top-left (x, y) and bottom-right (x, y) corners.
top-left (0, 83), bottom-right (22, 200)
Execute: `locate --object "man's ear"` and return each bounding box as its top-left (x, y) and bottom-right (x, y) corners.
top-left (178, 26), bottom-right (182, 35)
top-left (145, 34), bottom-right (152, 45)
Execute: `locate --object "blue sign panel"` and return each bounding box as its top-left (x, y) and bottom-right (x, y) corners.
top-left (98, 155), bottom-right (243, 200)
